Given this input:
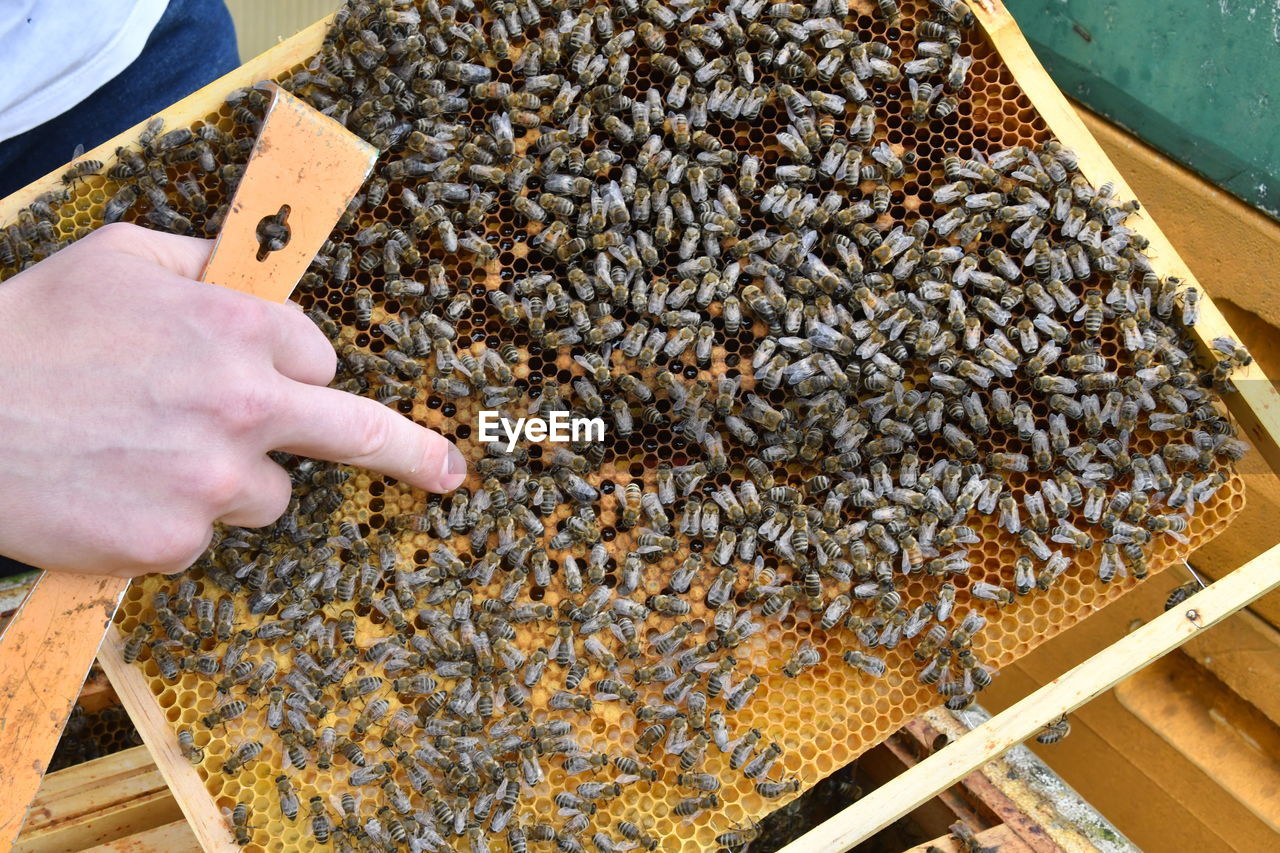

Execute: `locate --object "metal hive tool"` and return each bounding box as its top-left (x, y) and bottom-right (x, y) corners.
top-left (0, 0), bottom-right (1250, 851)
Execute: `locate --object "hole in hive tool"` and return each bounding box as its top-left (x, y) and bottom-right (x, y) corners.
top-left (254, 204), bottom-right (292, 262)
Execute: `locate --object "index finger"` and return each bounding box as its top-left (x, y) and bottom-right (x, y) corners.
top-left (272, 383), bottom-right (467, 493)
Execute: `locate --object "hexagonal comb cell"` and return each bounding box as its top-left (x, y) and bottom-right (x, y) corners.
top-left (48, 703), bottom-right (144, 772)
top-left (3, 0), bottom-right (1248, 851)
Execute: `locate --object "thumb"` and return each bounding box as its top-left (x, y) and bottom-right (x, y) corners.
top-left (88, 222), bottom-right (213, 281)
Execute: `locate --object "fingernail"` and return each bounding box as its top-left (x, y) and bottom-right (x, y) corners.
top-left (438, 442), bottom-right (467, 491)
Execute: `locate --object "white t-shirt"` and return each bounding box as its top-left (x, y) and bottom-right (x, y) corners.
top-left (0, 0), bottom-right (169, 142)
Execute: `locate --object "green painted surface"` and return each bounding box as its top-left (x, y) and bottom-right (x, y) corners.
top-left (1004, 0), bottom-right (1280, 218)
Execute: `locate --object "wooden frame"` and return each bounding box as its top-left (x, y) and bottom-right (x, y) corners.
top-left (2, 1), bottom-right (1279, 848)
top-left (899, 706), bottom-right (1139, 852)
top-left (95, 627), bottom-right (239, 853)
top-left (13, 746), bottom-right (185, 853)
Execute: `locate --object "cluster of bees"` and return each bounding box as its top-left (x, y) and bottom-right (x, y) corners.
top-left (2, 0), bottom-right (1251, 850)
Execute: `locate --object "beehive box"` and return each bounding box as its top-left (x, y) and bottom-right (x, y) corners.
top-left (0, 1), bottom-right (1263, 851)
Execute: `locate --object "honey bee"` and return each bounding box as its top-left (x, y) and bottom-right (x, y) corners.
top-left (121, 623), bottom-right (153, 664)
top-left (1181, 287), bottom-right (1200, 326)
top-left (274, 774), bottom-right (300, 820)
top-left (177, 727), bottom-right (203, 764)
top-left (1163, 578), bottom-right (1201, 611)
top-left (971, 581), bottom-right (1014, 606)
top-left (1035, 715), bottom-right (1072, 745)
top-left (61, 158), bottom-right (103, 187)
top-left (781, 642), bottom-right (822, 677)
top-left (102, 185), bottom-right (139, 224)
top-left (756, 778), bottom-right (802, 799)
top-left (306, 796), bottom-right (330, 843)
top-left (672, 793), bottom-right (719, 818)
top-left (226, 802), bottom-right (254, 846)
top-left (609, 820), bottom-right (657, 851)
top-left (726, 674), bottom-right (762, 711)
top-left (202, 699), bottom-right (247, 730)
top-left (221, 740), bottom-right (263, 774)
top-left (949, 821), bottom-right (986, 853)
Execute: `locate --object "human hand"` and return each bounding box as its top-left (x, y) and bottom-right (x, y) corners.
top-left (0, 223), bottom-right (465, 577)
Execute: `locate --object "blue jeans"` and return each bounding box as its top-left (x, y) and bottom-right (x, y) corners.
top-left (0, 0), bottom-right (239, 198)
top-left (0, 0), bottom-right (238, 577)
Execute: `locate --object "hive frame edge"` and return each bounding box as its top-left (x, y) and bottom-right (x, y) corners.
top-left (96, 623), bottom-right (238, 853)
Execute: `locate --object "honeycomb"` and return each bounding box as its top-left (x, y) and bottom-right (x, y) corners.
top-left (0, 0), bottom-right (1248, 851)
top-left (48, 703), bottom-right (144, 772)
